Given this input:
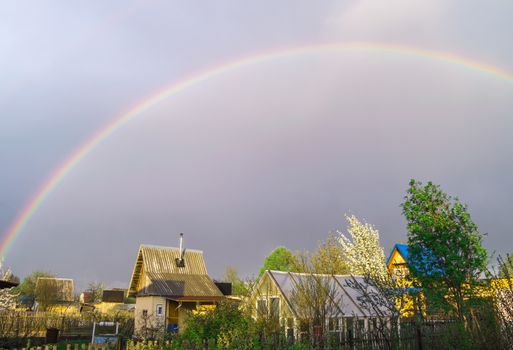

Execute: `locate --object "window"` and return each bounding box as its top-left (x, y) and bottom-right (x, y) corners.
top-left (257, 299), bottom-right (267, 316)
top-left (270, 297), bottom-right (279, 319)
top-left (257, 297), bottom-right (279, 319)
top-left (142, 309), bottom-right (148, 317)
top-left (286, 318), bottom-right (295, 340)
top-left (329, 318), bottom-right (339, 332)
top-left (156, 304), bottom-right (163, 316)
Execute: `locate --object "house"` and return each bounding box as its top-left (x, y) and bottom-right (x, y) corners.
top-left (95, 289), bottom-right (134, 314)
top-left (128, 240), bottom-right (224, 335)
top-left (251, 270), bottom-right (392, 341)
top-left (35, 277), bottom-right (76, 312)
top-left (386, 243), bottom-right (409, 277)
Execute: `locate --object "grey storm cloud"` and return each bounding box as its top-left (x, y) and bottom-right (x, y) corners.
top-left (1, 0), bottom-right (513, 290)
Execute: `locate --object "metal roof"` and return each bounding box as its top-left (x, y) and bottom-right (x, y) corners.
top-left (128, 244), bottom-right (222, 299)
top-left (386, 243), bottom-right (409, 266)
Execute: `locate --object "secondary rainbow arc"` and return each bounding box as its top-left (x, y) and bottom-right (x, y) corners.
top-left (2, 42), bottom-right (513, 258)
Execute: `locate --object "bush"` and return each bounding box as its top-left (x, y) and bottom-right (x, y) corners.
top-left (179, 301), bottom-right (253, 347)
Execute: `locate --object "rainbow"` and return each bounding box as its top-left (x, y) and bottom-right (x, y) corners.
top-left (2, 42), bottom-right (513, 259)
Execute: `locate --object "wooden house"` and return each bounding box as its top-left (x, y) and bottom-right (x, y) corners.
top-left (128, 243), bottom-right (224, 334)
top-left (386, 243), bottom-right (410, 278)
top-left (251, 270), bottom-right (392, 341)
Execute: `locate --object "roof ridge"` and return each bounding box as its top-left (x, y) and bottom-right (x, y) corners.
top-left (140, 244), bottom-right (203, 253)
top-left (268, 270), bottom-right (365, 278)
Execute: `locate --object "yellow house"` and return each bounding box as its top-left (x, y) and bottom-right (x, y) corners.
top-left (386, 244), bottom-right (422, 317)
top-left (128, 243), bottom-right (224, 335)
top-left (386, 243), bottom-right (410, 278)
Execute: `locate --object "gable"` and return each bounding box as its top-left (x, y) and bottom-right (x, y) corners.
top-left (128, 244), bottom-right (220, 298)
top-left (386, 244), bottom-right (409, 271)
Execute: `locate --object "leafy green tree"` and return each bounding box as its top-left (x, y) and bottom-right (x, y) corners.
top-left (401, 179), bottom-right (488, 320)
top-left (259, 247), bottom-right (296, 277)
top-left (18, 271), bottom-right (55, 298)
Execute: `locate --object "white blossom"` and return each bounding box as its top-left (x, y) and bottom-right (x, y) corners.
top-left (338, 215), bottom-right (388, 282)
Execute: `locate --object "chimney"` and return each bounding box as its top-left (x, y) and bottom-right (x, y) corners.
top-left (175, 233), bottom-right (185, 268)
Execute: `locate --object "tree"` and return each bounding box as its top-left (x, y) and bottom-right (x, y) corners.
top-left (259, 247), bottom-right (296, 277)
top-left (88, 282), bottom-right (105, 303)
top-left (35, 278), bottom-right (60, 311)
top-left (18, 271), bottom-right (55, 298)
top-left (338, 215), bottom-right (388, 282)
top-left (401, 179), bottom-right (488, 320)
top-left (290, 253), bottom-right (345, 342)
top-left (498, 254), bottom-right (513, 278)
top-left (310, 233), bottom-right (350, 275)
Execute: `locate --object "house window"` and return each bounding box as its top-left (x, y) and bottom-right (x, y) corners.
top-left (156, 304), bottom-right (163, 316)
top-left (257, 299), bottom-right (267, 316)
top-left (257, 297), bottom-right (280, 319)
top-left (270, 297), bottom-right (279, 319)
top-left (142, 309), bottom-right (148, 317)
top-left (329, 318), bottom-right (339, 332)
top-left (286, 318), bottom-right (295, 340)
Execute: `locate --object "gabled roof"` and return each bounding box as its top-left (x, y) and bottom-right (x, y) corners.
top-left (386, 243), bottom-right (409, 266)
top-left (261, 270), bottom-right (390, 318)
top-left (128, 244), bottom-right (223, 299)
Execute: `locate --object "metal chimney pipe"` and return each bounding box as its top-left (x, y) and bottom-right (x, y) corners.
top-left (179, 233), bottom-right (184, 255)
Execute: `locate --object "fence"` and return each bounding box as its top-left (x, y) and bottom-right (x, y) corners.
top-left (10, 344), bottom-right (115, 350)
top-left (124, 319), bottom-right (463, 350)
top-left (0, 311), bottom-right (133, 350)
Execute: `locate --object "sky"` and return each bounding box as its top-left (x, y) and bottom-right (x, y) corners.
top-left (1, 0), bottom-right (513, 290)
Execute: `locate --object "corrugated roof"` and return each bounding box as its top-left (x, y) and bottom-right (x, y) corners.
top-left (140, 272), bottom-right (223, 298)
top-left (128, 244), bottom-right (222, 299)
top-left (266, 270), bottom-right (390, 318)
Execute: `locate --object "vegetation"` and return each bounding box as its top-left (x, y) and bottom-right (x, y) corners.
top-left (259, 247), bottom-right (296, 277)
top-left (223, 266), bottom-right (253, 296)
top-left (87, 281), bottom-right (105, 303)
top-left (309, 233), bottom-right (350, 275)
top-left (17, 271), bottom-right (55, 298)
top-left (401, 179), bottom-right (488, 320)
top-left (498, 254), bottom-right (513, 278)
top-left (338, 214), bottom-right (388, 282)
top-left (179, 301), bottom-right (254, 347)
